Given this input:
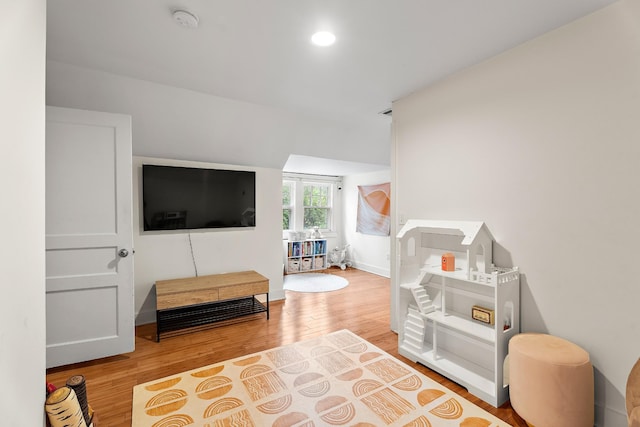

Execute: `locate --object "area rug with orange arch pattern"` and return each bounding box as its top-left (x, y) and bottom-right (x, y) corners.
top-left (132, 329), bottom-right (511, 426)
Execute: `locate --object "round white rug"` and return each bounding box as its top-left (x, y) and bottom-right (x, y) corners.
top-left (283, 273), bottom-right (349, 293)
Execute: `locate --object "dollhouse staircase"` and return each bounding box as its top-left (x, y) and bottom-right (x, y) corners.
top-left (402, 307), bottom-right (426, 352)
top-left (410, 285), bottom-right (434, 315)
top-left (401, 271), bottom-right (435, 352)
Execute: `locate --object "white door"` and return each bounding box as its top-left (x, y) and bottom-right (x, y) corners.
top-left (46, 106), bottom-right (134, 368)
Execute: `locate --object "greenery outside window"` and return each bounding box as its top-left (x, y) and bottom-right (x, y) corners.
top-left (282, 181), bottom-right (294, 230)
top-left (282, 174), bottom-right (338, 234)
top-left (303, 183), bottom-right (331, 230)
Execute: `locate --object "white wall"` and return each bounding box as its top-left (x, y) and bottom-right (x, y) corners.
top-left (392, 0), bottom-right (640, 424)
top-left (342, 170), bottom-right (391, 277)
top-left (0, 1), bottom-right (46, 424)
top-left (133, 156), bottom-right (284, 324)
top-left (45, 61), bottom-right (390, 170)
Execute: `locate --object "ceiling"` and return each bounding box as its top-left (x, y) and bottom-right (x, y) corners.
top-left (46, 0), bottom-right (618, 174)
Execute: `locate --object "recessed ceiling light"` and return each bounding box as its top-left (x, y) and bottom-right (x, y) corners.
top-left (311, 31), bottom-right (336, 47)
top-left (173, 10), bottom-right (199, 29)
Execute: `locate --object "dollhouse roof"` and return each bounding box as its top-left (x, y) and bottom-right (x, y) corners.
top-left (396, 220), bottom-right (494, 246)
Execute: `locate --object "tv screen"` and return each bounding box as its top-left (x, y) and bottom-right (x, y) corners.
top-left (142, 164), bottom-right (256, 231)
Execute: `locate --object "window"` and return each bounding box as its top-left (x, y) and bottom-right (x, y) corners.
top-left (282, 175), bottom-right (338, 234)
top-left (282, 181), bottom-right (294, 230)
top-left (303, 183), bottom-right (331, 229)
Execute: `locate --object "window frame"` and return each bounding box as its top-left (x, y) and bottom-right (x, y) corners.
top-left (282, 173), bottom-right (340, 238)
top-left (282, 180), bottom-right (295, 231)
top-left (302, 181), bottom-right (332, 231)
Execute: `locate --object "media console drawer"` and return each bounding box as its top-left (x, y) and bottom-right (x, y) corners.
top-left (156, 289), bottom-right (220, 310)
top-left (219, 281), bottom-right (268, 300)
top-left (155, 270), bottom-right (269, 341)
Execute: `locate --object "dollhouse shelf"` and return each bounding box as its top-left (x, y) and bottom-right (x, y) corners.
top-left (425, 311), bottom-right (496, 343)
top-left (395, 220), bottom-right (520, 407)
top-left (398, 342), bottom-right (496, 397)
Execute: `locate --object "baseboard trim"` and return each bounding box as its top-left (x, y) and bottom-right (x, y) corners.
top-left (595, 401), bottom-right (626, 427)
top-left (136, 308), bottom-right (156, 326)
top-left (347, 260), bottom-right (390, 278)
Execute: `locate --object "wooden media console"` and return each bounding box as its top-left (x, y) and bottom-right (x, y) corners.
top-left (155, 270), bottom-right (269, 341)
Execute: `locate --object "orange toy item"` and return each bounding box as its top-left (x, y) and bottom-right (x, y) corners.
top-left (441, 253), bottom-right (455, 271)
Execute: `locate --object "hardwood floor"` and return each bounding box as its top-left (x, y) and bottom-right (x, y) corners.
top-left (46, 268), bottom-right (527, 426)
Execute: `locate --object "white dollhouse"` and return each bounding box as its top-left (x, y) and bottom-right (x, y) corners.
top-left (395, 220), bottom-right (520, 407)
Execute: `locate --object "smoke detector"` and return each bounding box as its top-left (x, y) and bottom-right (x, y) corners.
top-left (172, 10), bottom-right (199, 29)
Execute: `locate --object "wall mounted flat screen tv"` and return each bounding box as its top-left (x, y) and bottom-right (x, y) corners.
top-left (142, 164), bottom-right (256, 231)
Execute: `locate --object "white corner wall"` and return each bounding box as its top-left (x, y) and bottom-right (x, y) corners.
top-left (392, 0), bottom-right (640, 424)
top-left (133, 156), bottom-right (284, 325)
top-left (0, 1), bottom-right (46, 424)
top-left (342, 170), bottom-right (391, 277)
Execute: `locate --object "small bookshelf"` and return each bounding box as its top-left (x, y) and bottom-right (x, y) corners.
top-left (285, 238), bottom-right (327, 273)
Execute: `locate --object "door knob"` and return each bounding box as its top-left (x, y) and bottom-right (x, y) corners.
top-left (118, 249), bottom-right (129, 258)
